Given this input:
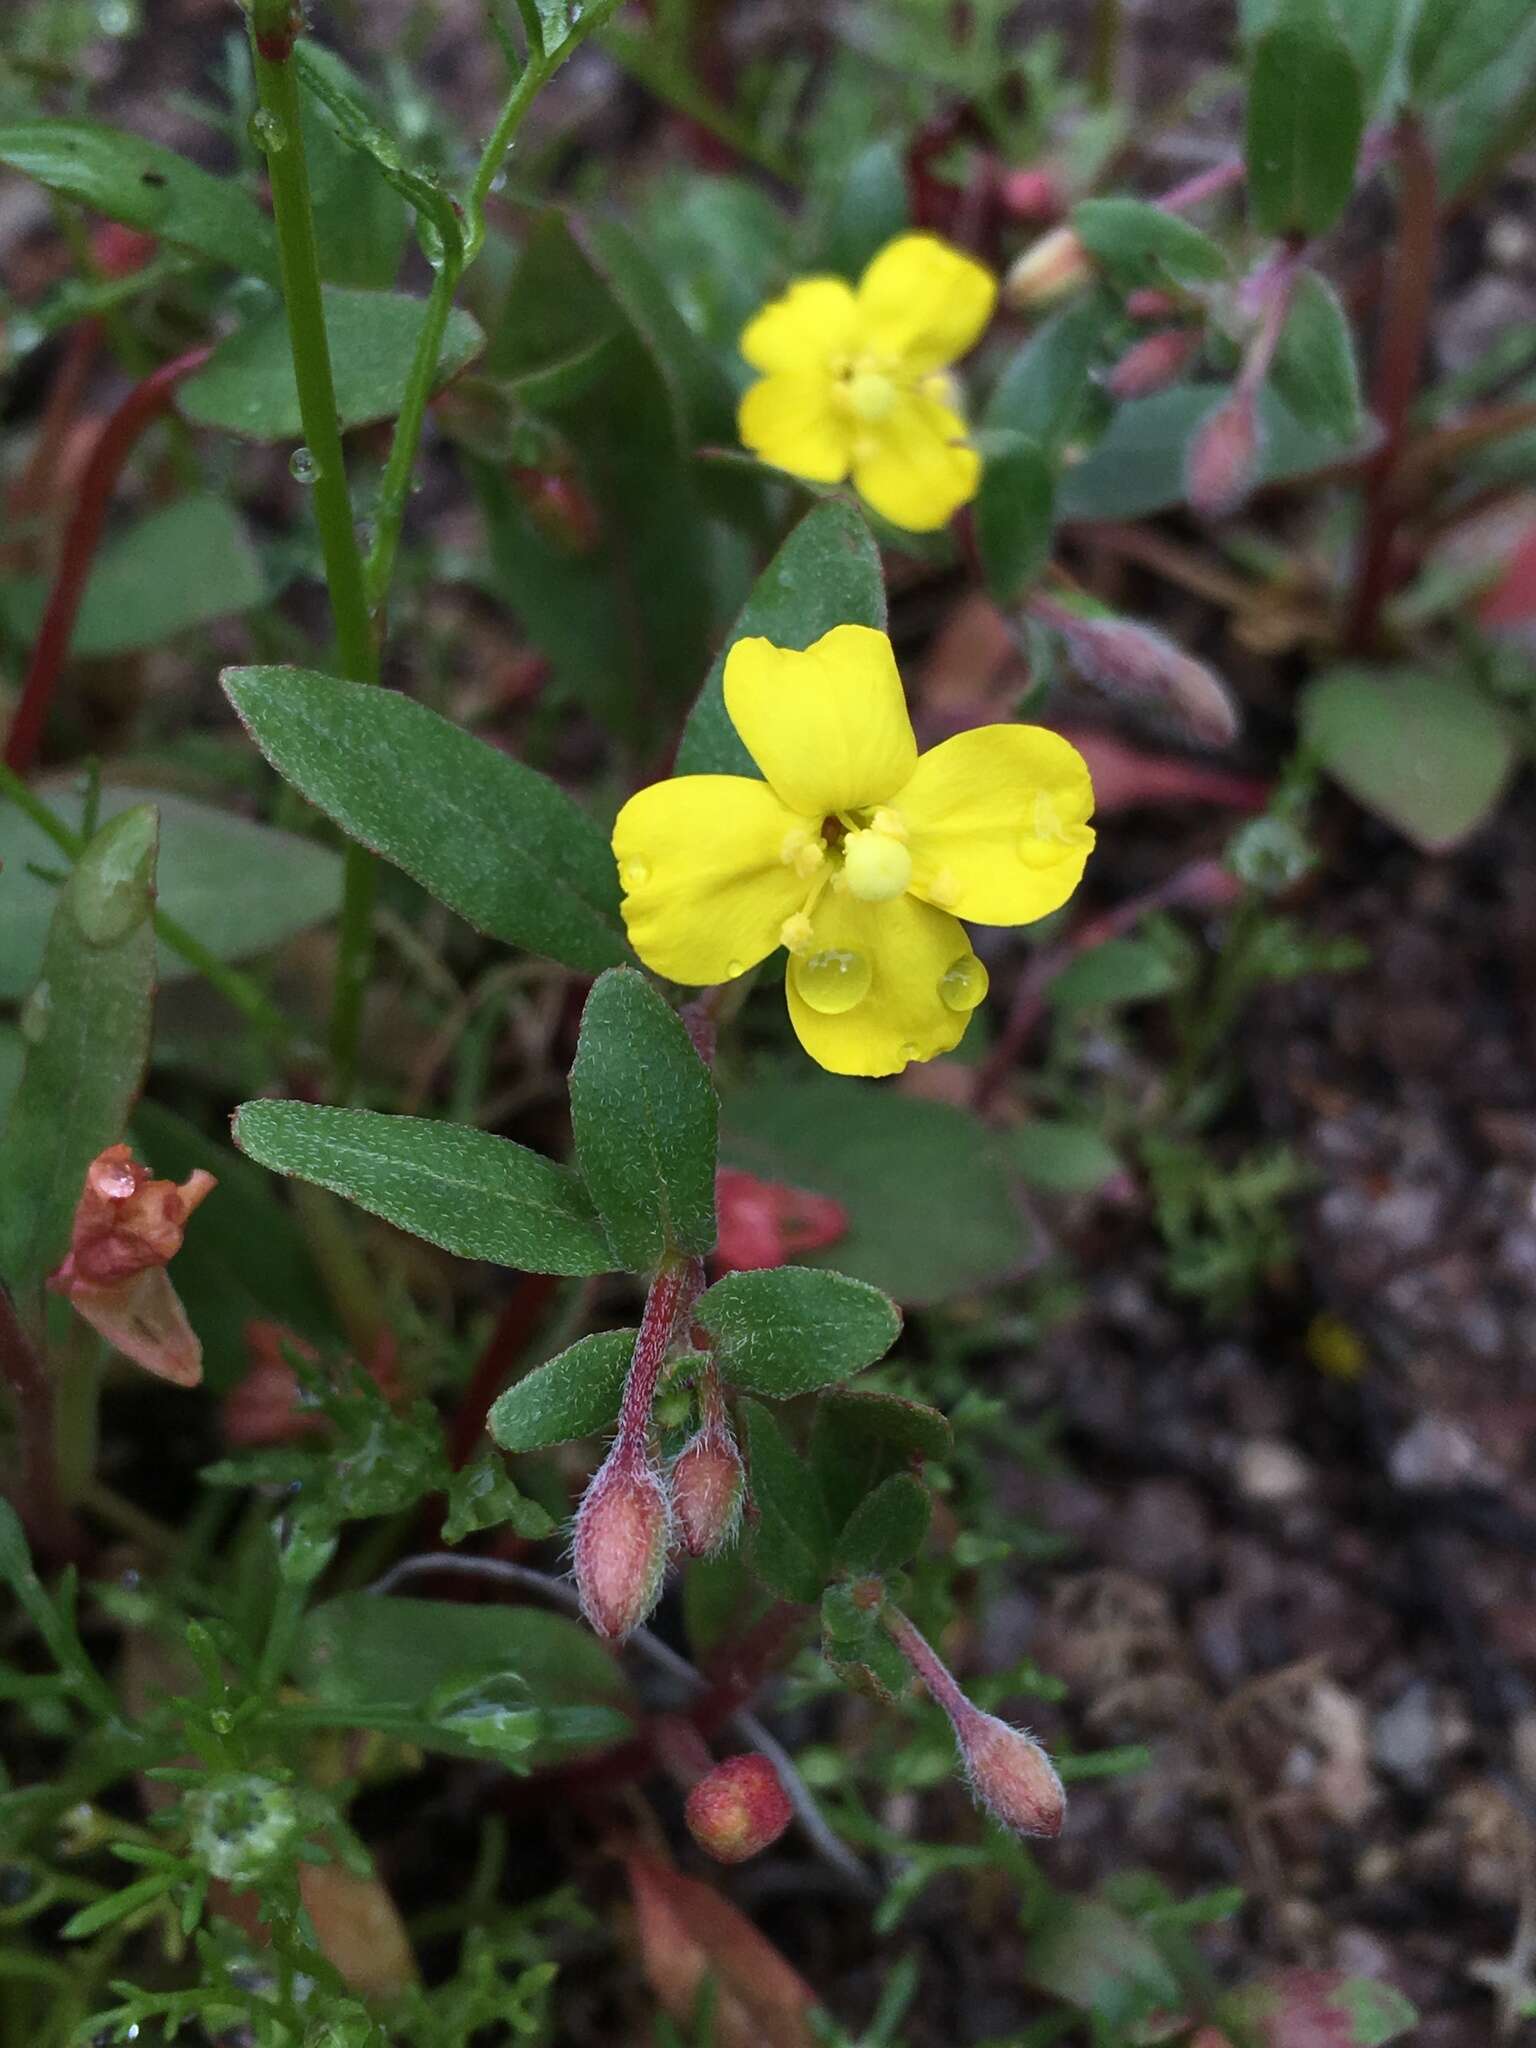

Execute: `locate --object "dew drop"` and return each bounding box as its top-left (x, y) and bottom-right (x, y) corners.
top-left (939, 951), bottom-right (989, 1013)
top-left (19, 981), bottom-right (50, 1044)
top-left (288, 445), bottom-right (319, 484)
top-left (792, 947), bottom-right (871, 1015)
top-left (248, 109), bottom-right (288, 155)
top-left (900, 1041), bottom-right (918, 1061)
top-left (620, 858), bottom-right (649, 889)
top-left (725, 957), bottom-right (745, 978)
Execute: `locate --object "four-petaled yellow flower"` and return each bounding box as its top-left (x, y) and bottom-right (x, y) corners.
top-left (738, 233), bottom-right (997, 534)
top-left (613, 627), bottom-right (1095, 1077)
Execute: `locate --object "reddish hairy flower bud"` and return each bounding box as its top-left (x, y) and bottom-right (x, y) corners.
top-left (671, 1417), bottom-right (745, 1558)
top-left (1003, 226), bottom-right (1092, 310)
top-left (1105, 327), bottom-right (1201, 401)
top-left (713, 1168), bottom-right (847, 1275)
top-left (572, 1439), bottom-right (670, 1640)
top-left (1185, 387), bottom-right (1263, 520)
top-left (684, 1754), bottom-right (794, 1865)
top-left (1031, 598), bottom-right (1238, 748)
top-left (998, 167), bottom-right (1064, 225)
top-left (48, 1146), bottom-right (215, 1387)
top-left (954, 1706), bottom-right (1066, 1839)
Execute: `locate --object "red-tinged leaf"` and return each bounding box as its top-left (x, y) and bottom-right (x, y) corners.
top-left (713, 1169), bottom-right (849, 1275)
top-left (1056, 727), bottom-right (1271, 814)
top-left (1225, 1969), bottom-right (1417, 2048)
top-left (624, 1855), bottom-right (818, 2048)
top-left (1478, 520), bottom-right (1536, 628)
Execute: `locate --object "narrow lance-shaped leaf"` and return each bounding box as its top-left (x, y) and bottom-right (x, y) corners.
top-left (568, 970), bottom-right (718, 1272)
top-left (232, 1102), bottom-right (613, 1276)
top-left (0, 121), bottom-right (277, 281)
top-left (974, 432), bottom-right (1056, 606)
top-left (0, 806), bottom-right (159, 1325)
top-left (676, 499), bottom-right (888, 778)
top-left (693, 1266), bottom-right (900, 1398)
top-left (1410, 0), bottom-right (1536, 102)
top-left (1245, 1), bottom-right (1365, 237)
top-left (222, 666), bottom-right (627, 974)
top-left (1268, 270), bottom-right (1365, 440)
top-left (487, 1329), bottom-right (637, 1451)
top-left (835, 1471), bottom-right (931, 1573)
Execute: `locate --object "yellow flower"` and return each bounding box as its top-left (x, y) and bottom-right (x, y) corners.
top-left (737, 233), bottom-right (997, 533)
top-left (613, 626), bottom-right (1095, 1077)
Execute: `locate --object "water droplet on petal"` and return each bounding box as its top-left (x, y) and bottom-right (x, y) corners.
top-left (620, 858), bottom-right (649, 889)
top-left (939, 952), bottom-right (989, 1013)
top-left (793, 947), bottom-right (872, 1015)
top-left (288, 445), bottom-right (319, 484)
top-left (725, 957), bottom-right (745, 978)
top-left (899, 1041), bottom-right (919, 1061)
top-left (20, 981), bottom-right (50, 1044)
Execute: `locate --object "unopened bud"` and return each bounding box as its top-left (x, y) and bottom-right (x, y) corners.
top-left (684, 1754), bottom-right (794, 1865)
top-left (998, 167), bottom-right (1065, 225)
top-left (1032, 598), bottom-right (1238, 748)
top-left (1003, 226), bottom-right (1092, 311)
top-left (510, 467), bottom-right (601, 556)
top-left (572, 1439), bottom-right (670, 1641)
top-left (1105, 327), bottom-right (1200, 401)
top-left (1185, 387), bottom-right (1263, 520)
top-left (671, 1419), bottom-right (745, 1558)
top-left (1127, 287), bottom-right (1182, 322)
top-left (954, 1705), bottom-right (1066, 1839)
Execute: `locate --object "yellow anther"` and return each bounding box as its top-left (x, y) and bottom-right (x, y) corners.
top-left (842, 827), bottom-right (913, 904)
top-left (780, 826), bottom-right (825, 879)
top-left (870, 806), bottom-right (908, 842)
top-left (844, 369), bottom-right (897, 421)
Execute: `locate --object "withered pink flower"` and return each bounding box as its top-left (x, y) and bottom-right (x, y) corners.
top-left (48, 1145), bottom-right (215, 1388)
top-left (223, 1321), bottom-right (405, 1448)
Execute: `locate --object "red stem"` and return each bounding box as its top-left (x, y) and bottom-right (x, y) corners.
top-left (881, 1604), bottom-right (976, 1732)
top-left (616, 1256), bottom-right (702, 1448)
top-left (1346, 113), bottom-right (1439, 652)
top-left (3, 344), bottom-right (211, 777)
top-left (0, 1286), bottom-right (83, 1563)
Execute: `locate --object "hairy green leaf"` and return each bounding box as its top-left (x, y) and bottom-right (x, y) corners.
top-left (1246, 3), bottom-right (1365, 236)
top-left (741, 1400), bottom-right (831, 1603)
top-left (695, 1266), bottom-right (900, 1397)
top-left (486, 1329), bottom-right (636, 1451)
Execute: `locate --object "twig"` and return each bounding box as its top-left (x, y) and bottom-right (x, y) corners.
top-left (368, 1552), bottom-right (874, 1892)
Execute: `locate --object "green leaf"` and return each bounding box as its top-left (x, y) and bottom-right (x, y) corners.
top-left (1048, 937), bottom-right (1181, 1012)
top-left (975, 432), bottom-right (1056, 605)
top-left (835, 1472), bottom-right (931, 1572)
top-left (1072, 199), bottom-right (1228, 287)
top-left (1269, 270), bottom-right (1365, 440)
top-left (675, 498), bottom-right (887, 778)
top-left (1059, 384), bottom-right (1353, 521)
top-left (1333, 1978), bottom-right (1419, 2045)
top-left (821, 1583), bottom-right (910, 1701)
top-left (296, 1594), bottom-right (635, 1769)
top-left (694, 1266), bottom-right (900, 1398)
top-left (0, 121), bottom-right (276, 280)
top-left (684, 1549), bottom-right (774, 1664)
top-left (1246, 2), bottom-right (1365, 237)
top-left (1026, 1898), bottom-right (1181, 2027)
top-left (298, 45), bottom-right (410, 288)
top-left (0, 807), bottom-right (157, 1320)
top-left (741, 1400), bottom-right (831, 1603)
top-left (817, 1387), bottom-right (953, 1464)
top-left (486, 1329), bottom-right (636, 1451)
top-left (132, 1100), bottom-right (340, 1391)
top-left (178, 287), bottom-right (482, 439)
top-left (442, 1452), bottom-right (557, 1543)
top-left (1300, 665), bottom-right (1517, 851)
top-left (815, 140), bottom-right (909, 278)
top-left (567, 969), bottom-right (717, 1271)
top-left (479, 212), bottom-right (717, 727)
top-left (222, 665), bottom-right (626, 973)
top-left (231, 1102), bottom-right (612, 1275)
top-left (1411, 0), bottom-right (1535, 99)
top-left (984, 296), bottom-right (1110, 456)
top-left (0, 782), bottom-right (342, 1003)
top-left (0, 496), bottom-right (264, 658)
top-left (721, 1078), bottom-right (1026, 1305)
top-left (62, 1872), bottom-right (180, 1941)
top-left (1007, 1119), bottom-right (1126, 1194)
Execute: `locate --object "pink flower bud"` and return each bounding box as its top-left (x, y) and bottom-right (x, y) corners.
top-left (572, 1439), bottom-right (670, 1641)
top-left (1127, 288), bottom-right (1182, 322)
top-left (998, 167), bottom-right (1065, 225)
top-left (1002, 226), bottom-right (1092, 310)
top-left (684, 1754), bottom-right (794, 1865)
top-left (954, 1705), bottom-right (1066, 1839)
top-left (1033, 599), bottom-right (1239, 748)
top-left (1105, 327), bottom-right (1200, 401)
top-left (671, 1419), bottom-right (745, 1558)
top-left (48, 1146), bottom-right (216, 1387)
top-left (1185, 387), bottom-right (1263, 520)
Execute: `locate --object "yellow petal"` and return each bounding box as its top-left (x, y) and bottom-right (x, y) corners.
top-left (785, 885), bottom-right (972, 1077)
top-left (851, 390), bottom-right (980, 532)
top-left (856, 233), bottom-right (998, 374)
top-left (723, 625), bottom-right (918, 817)
top-left (738, 372), bottom-right (851, 484)
top-left (898, 725), bottom-right (1095, 925)
top-left (740, 276), bottom-right (860, 374)
top-left (613, 776), bottom-right (810, 986)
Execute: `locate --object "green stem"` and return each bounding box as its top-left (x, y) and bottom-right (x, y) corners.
top-left (249, 10), bottom-right (379, 1101)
